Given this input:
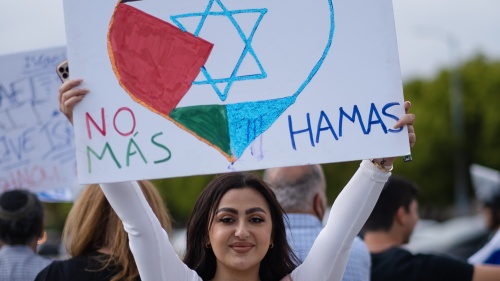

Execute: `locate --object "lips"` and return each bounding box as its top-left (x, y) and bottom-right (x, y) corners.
top-left (230, 242), bottom-right (254, 253)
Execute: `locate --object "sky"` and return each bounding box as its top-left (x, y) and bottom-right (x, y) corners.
top-left (0, 0), bottom-right (499, 82)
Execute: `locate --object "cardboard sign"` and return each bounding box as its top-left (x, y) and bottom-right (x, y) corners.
top-left (63, 0), bottom-right (410, 183)
top-left (0, 47), bottom-right (78, 198)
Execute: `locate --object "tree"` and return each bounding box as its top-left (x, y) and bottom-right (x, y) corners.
top-left (393, 55), bottom-right (500, 219)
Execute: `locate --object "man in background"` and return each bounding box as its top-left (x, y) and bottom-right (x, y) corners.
top-left (264, 164), bottom-right (371, 281)
top-left (0, 189), bottom-right (51, 281)
top-left (364, 175), bottom-right (500, 281)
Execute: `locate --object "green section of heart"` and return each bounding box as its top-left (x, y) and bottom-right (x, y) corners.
top-left (169, 105), bottom-right (232, 156)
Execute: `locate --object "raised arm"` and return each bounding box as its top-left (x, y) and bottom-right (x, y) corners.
top-left (291, 160), bottom-right (389, 280)
top-left (291, 102), bottom-right (415, 281)
top-left (100, 181), bottom-right (201, 281)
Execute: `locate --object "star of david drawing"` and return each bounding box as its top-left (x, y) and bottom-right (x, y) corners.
top-left (170, 0), bottom-right (268, 101)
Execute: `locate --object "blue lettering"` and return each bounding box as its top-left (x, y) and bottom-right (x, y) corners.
top-left (382, 102), bottom-right (403, 133)
top-left (0, 137), bottom-right (11, 164)
top-left (367, 103), bottom-right (387, 134)
top-left (287, 101), bottom-right (404, 151)
top-left (0, 78), bottom-right (30, 110)
top-left (339, 105), bottom-right (368, 136)
top-left (316, 110), bottom-right (338, 143)
top-left (288, 114), bottom-right (315, 150)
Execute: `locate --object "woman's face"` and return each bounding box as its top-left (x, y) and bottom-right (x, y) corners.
top-left (208, 187), bottom-right (273, 275)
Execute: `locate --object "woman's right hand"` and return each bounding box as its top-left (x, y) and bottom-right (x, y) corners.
top-left (58, 79), bottom-right (89, 124)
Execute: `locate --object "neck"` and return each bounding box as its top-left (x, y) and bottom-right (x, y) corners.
top-left (364, 230), bottom-right (404, 253)
top-left (97, 247), bottom-right (112, 255)
top-left (212, 266), bottom-right (260, 281)
top-left (27, 239), bottom-right (38, 252)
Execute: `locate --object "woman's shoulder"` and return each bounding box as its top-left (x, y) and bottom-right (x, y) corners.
top-left (35, 251), bottom-right (119, 281)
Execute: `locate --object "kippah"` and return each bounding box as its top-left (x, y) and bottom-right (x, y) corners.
top-left (0, 190), bottom-right (37, 220)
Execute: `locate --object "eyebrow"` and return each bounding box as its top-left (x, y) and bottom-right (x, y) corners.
top-left (246, 207), bottom-right (267, 215)
top-left (216, 208), bottom-right (238, 215)
top-left (215, 207), bottom-right (267, 215)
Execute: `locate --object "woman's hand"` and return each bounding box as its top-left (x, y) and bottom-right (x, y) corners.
top-left (58, 79), bottom-right (88, 124)
top-left (373, 101), bottom-right (416, 167)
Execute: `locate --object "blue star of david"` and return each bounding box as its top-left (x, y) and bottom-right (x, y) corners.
top-left (171, 0), bottom-right (267, 101)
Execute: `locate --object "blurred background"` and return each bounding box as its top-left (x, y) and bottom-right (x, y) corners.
top-left (1, 0), bottom-right (500, 260)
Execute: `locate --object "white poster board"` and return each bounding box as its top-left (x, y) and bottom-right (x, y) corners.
top-left (0, 47), bottom-right (78, 198)
top-left (63, 0), bottom-right (410, 183)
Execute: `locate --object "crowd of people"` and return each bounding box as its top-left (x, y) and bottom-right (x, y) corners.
top-left (0, 75), bottom-right (499, 281)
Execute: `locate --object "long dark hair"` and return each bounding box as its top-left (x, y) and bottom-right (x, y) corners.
top-left (183, 172), bottom-right (298, 281)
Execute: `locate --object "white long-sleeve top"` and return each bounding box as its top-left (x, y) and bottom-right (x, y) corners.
top-left (100, 160), bottom-right (390, 281)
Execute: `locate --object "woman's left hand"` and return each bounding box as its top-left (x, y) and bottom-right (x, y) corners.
top-left (373, 101), bottom-right (415, 167)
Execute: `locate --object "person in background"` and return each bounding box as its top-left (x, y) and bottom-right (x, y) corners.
top-left (469, 164), bottom-right (500, 265)
top-left (35, 181), bottom-right (172, 281)
top-left (0, 189), bottom-right (51, 281)
top-left (264, 164), bottom-right (371, 281)
top-left (364, 175), bottom-right (500, 281)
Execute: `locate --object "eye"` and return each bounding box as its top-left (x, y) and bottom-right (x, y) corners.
top-left (249, 217), bottom-right (264, 223)
top-left (218, 217), bottom-right (234, 223)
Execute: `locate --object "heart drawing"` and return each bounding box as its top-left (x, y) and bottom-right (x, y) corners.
top-left (108, 0), bottom-right (335, 162)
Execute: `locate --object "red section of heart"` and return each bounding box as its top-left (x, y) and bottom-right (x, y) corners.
top-left (108, 3), bottom-right (213, 116)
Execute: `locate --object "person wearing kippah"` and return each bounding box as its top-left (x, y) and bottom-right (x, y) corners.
top-left (0, 189), bottom-right (51, 281)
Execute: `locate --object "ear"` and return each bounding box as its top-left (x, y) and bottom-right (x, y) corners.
top-left (313, 194), bottom-right (325, 220)
top-left (394, 206), bottom-right (407, 226)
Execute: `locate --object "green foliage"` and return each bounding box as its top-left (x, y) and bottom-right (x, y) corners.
top-left (43, 202), bottom-right (72, 232)
top-left (398, 55), bottom-right (500, 218)
top-left (152, 175), bottom-right (213, 227)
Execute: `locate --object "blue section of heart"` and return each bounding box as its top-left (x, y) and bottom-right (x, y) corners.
top-left (226, 96), bottom-right (296, 158)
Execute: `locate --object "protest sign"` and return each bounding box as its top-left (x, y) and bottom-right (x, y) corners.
top-left (0, 47), bottom-right (78, 199)
top-left (63, 0), bottom-right (409, 183)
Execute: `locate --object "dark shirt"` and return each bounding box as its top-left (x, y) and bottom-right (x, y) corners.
top-left (371, 247), bottom-right (474, 281)
top-left (35, 251), bottom-right (140, 281)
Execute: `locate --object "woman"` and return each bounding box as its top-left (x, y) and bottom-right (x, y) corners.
top-left (59, 79), bottom-right (416, 281)
top-left (183, 172), bottom-right (298, 280)
top-left (35, 181), bottom-right (172, 281)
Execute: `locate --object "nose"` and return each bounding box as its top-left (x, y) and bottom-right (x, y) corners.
top-left (234, 221), bottom-right (250, 239)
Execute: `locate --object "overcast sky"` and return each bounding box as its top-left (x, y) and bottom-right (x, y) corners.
top-left (1, 0), bottom-right (499, 81)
